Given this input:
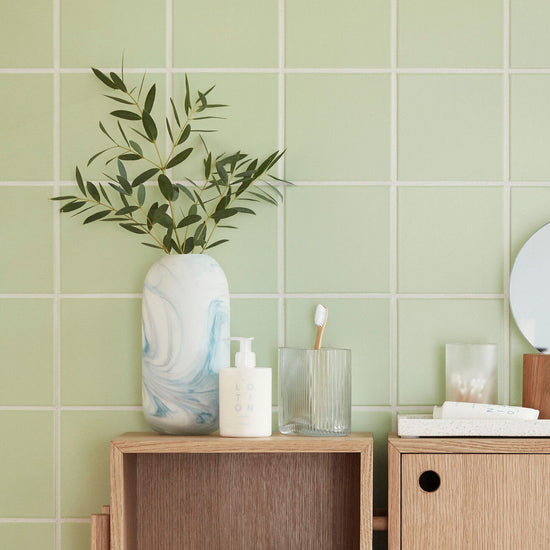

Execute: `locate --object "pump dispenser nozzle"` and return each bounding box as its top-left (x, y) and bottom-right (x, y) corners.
top-left (230, 337), bottom-right (256, 368)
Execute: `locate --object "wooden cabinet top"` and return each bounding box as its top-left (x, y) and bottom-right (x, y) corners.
top-left (112, 432), bottom-right (373, 454)
top-left (388, 433), bottom-right (550, 453)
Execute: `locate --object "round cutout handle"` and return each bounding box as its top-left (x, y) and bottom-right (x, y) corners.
top-left (419, 470), bottom-right (440, 492)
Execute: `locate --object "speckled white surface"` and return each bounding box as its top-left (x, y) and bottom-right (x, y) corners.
top-left (398, 414), bottom-right (550, 438)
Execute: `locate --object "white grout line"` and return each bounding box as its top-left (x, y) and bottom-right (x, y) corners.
top-left (0, 292), bottom-right (507, 299)
top-left (7, 67), bottom-right (550, 75)
top-left (390, 0), bottom-right (398, 432)
top-left (503, 0), bottom-right (511, 405)
top-left (277, 0), bottom-right (286, 356)
top-left (52, 0), bottom-right (61, 546)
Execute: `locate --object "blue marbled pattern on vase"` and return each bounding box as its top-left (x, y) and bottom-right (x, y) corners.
top-left (142, 254), bottom-right (230, 434)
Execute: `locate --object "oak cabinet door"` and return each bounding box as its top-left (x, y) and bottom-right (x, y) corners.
top-left (401, 453), bottom-right (550, 550)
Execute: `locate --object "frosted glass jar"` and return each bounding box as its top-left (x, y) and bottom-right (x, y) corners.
top-left (278, 348), bottom-right (351, 436)
top-left (445, 343), bottom-right (498, 404)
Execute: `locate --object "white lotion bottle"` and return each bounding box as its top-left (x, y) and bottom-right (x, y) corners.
top-left (433, 401), bottom-right (539, 420)
top-left (219, 337), bottom-right (272, 437)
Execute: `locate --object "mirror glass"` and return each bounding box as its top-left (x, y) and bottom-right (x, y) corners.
top-left (510, 222), bottom-right (550, 353)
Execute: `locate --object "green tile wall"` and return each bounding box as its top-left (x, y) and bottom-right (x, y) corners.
top-left (0, 2), bottom-right (547, 549)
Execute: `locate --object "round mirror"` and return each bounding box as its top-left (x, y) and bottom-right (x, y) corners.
top-left (510, 222), bottom-right (550, 353)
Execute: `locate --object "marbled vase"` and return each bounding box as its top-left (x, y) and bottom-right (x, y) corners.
top-left (142, 254), bottom-right (230, 434)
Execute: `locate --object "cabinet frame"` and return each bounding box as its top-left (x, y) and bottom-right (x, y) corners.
top-left (111, 432), bottom-right (373, 550)
top-left (388, 434), bottom-right (550, 550)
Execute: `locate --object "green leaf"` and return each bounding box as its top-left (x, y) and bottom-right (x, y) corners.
top-left (141, 242), bottom-right (163, 250)
top-left (156, 213), bottom-right (173, 229)
top-left (184, 74), bottom-right (191, 115)
top-left (188, 204), bottom-right (197, 216)
top-left (51, 195), bottom-right (76, 201)
top-left (84, 209), bottom-right (111, 224)
top-left (120, 223), bottom-right (147, 234)
top-left (99, 121), bottom-right (116, 144)
top-left (249, 189), bottom-right (278, 206)
top-left (137, 72), bottom-right (147, 100)
top-left (117, 159), bottom-right (127, 180)
top-left (130, 127), bottom-right (153, 143)
top-left (177, 124), bottom-right (191, 145)
top-left (86, 181), bottom-right (100, 202)
top-left (144, 84), bottom-right (156, 113)
top-left (104, 94), bottom-right (132, 105)
top-left (194, 191), bottom-right (206, 213)
top-left (75, 167), bottom-right (86, 195)
top-left (87, 147), bottom-right (113, 167)
top-left (99, 183), bottom-right (112, 206)
top-left (116, 175), bottom-right (132, 194)
top-left (118, 153), bottom-right (141, 161)
top-left (158, 174), bottom-right (175, 201)
top-left (211, 208), bottom-right (239, 221)
top-left (92, 68), bottom-right (117, 89)
top-left (116, 205), bottom-right (139, 215)
top-left (142, 110), bottom-right (157, 141)
top-left (129, 140), bottom-right (143, 155)
top-left (166, 118), bottom-right (174, 144)
top-left (111, 110), bottom-right (141, 121)
top-left (60, 200), bottom-right (86, 213)
top-left (177, 214), bottom-right (202, 228)
top-left (204, 152), bottom-right (212, 180)
top-left (216, 162), bottom-right (228, 184)
top-left (166, 147), bottom-right (192, 169)
top-left (137, 184), bottom-right (146, 206)
top-left (108, 182), bottom-right (130, 196)
top-left (183, 236), bottom-right (194, 253)
top-left (117, 121), bottom-right (129, 146)
top-left (110, 72), bottom-right (126, 92)
top-left (132, 168), bottom-right (159, 187)
top-left (206, 239), bottom-right (229, 250)
top-left (170, 98), bottom-right (181, 126)
top-left (234, 207), bottom-right (255, 215)
top-left (175, 183), bottom-right (194, 201)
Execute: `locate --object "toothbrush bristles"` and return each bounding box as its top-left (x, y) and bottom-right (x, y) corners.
top-left (314, 304), bottom-right (328, 327)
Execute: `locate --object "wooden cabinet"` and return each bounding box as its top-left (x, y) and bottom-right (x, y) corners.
top-left (109, 432), bottom-right (373, 550)
top-left (388, 435), bottom-right (550, 550)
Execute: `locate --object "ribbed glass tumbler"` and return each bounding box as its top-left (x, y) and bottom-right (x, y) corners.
top-left (278, 348), bottom-right (351, 436)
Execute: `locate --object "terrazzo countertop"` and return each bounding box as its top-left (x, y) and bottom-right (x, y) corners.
top-left (398, 414), bottom-right (550, 438)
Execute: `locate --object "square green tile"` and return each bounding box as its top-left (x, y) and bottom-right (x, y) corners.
top-left (511, 0), bottom-right (550, 68)
top-left (398, 75), bottom-right (503, 181)
top-left (231, 298), bottom-right (279, 403)
top-left (398, 299), bottom-right (505, 406)
top-left (285, 298), bottom-right (391, 405)
top-left (398, 187), bottom-right (504, 293)
top-left (510, 76), bottom-right (550, 181)
top-left (0, 411), bottom-right (54, 517)
top-left (0, 187), bottom-right (53, 292)
top-left (510, 187), bottom-right (550, 261)
top-left (60, 0), bottom-right (164, 68)
top-left (61, 299), bottom-right (141, 405)
top-left (285, 186), bottom-right (390, 292)
top-left (174, 0), bottom-right (278, 68)
top-left (0, 1), bottom-right (52, 67)
top-left (351, 411), bottom-right (393, 508)
top-left (61, 524), bottom-right (90, 550)
top-left (60, 184), bottom-right (163, 293)
top-left (286, 74), bottom-right (390, 181)
top-left (0, 524), bottom-right (55, 550)
top-left (0, 75), bottom-right (52, 180)
top-left (172, 73), bottom-right (279, 181)
top-left (0, 299), bottom-right (53, 406)
top-left (61, 411), bottom-right (150, 517)
top-left (286, 0), bottom-right (390, 68)
top-left (398, 0), bottom-right (503, 68)
top-left (208, 200), bottom-right (278, 293)
top-left (61, 73), bottom-right (166, 181)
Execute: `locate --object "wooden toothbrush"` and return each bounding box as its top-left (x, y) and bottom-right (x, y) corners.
top-left (314, 304), bottom-right (328, 350)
